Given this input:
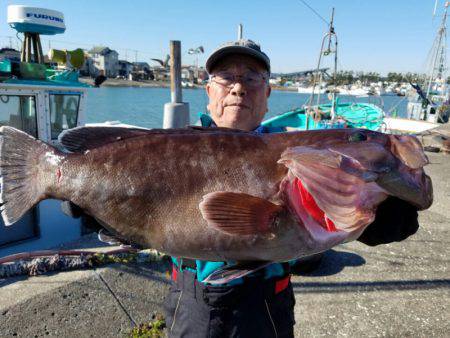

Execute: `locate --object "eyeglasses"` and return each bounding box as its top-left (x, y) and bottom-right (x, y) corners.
top-left (210, 71), bottom-right (268, 88)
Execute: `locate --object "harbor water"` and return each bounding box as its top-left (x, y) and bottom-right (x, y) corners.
top-left (85, 87), bottom-right (408, 128)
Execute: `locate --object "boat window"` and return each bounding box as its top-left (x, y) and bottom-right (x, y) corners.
top-left (0, 95), bottom-right (39, 247)
top-left (49, 94), bottom-right (80, 139)
top-left (0, 95), bottom-right (38, 137)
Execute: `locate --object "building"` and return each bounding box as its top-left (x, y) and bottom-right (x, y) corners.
top-left (118, 60), bottom-right (133, 79)
top-left (131, 62), bottom-right (153, 80)
top-left (0, 47), bottom-right (20, 62)
top-left (151, 67), bottom-right (169, 81)
top-left (197, 67), bottom-right (208, 83)
top-left (87, 46), bottom-right (119, 77)
top-left (181, 66), bottom-right (208, 84)
top-left (181, 67), bottom-right (195, 82)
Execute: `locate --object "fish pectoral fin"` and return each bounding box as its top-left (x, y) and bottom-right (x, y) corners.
top-left (203, 261), bottom-right (272, 285)
top-left (199, 192), bottom-right (283, 235)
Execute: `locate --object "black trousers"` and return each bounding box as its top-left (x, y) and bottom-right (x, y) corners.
top-left (164, 268), bottom-right (295, 338)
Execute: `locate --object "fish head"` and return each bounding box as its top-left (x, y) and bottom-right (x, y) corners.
top-left (277, 130), bottom-right (433, 254)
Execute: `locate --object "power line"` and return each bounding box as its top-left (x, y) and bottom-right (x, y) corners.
top-left (0, 34), bottom-right (163, 60)
top-left (298, 0), bottom-right (330, 26)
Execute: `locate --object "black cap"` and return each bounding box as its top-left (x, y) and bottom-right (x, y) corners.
top-left (205, 39), bottom-right (270, 74)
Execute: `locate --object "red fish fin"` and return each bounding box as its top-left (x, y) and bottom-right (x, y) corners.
top-left (199, 192), bottom-right (283, 235)
top-left (203, 261), bottom-right (272, 284)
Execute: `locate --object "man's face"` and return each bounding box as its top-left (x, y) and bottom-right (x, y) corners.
top-left (206, 54), bottom-right (271, 131)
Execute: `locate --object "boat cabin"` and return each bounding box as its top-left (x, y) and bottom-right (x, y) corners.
top-left (0, 78), bottom-right (88, 257)
top-left (0, 5), bottom-right (95, 257)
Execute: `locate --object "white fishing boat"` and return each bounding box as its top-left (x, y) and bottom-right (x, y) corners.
top-left (297, 85), bottom-right (326, 94)
top-left (387, 1), bottom-right (450, 133)
top-left (383, 116), bottom-right (441, 134)
top-left (337, 86), bottom-right (370, 97)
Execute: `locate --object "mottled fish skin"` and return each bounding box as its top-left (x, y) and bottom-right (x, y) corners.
top-left (0, 127), bottom-right (433, 262)
top-left (51, 131), bottom-right (293, 261)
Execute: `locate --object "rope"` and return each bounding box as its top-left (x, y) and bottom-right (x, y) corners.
top-left (387, 95), bottom-right (408, 114)
top-left (0, 248), bottom-right (137, 265)
top-left (298, 0), bottom-right (330, 26)
top-left (0, 248), bottom-right (168, 279)
top-left (95, 270), bottom-right (137, 326)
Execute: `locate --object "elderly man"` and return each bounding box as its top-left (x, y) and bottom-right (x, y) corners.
top-left (164, 39), bottom-right (420, 338)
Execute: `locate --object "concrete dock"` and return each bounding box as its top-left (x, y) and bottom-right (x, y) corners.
top-left (0, 153), bottom-right (449, 337)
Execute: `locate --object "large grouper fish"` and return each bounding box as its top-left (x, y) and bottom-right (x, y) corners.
top-left (0, 126), bottom-right (432, 282)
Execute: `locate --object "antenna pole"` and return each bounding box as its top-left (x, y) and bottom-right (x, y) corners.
top-left (329, 8), bottom-right (337, 121)
top-left (238, 24), bottom-right (243, 40)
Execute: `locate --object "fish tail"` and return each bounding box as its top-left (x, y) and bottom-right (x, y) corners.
top-left (0, 126), bottom-right (58, 225)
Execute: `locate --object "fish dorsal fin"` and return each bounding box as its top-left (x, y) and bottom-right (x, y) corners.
top-left (59, 126), bottom-right (252, 153)
top-left (58, 126), bottom-right (151, 152)
top-left (187, 126), bottom-right (253, 134)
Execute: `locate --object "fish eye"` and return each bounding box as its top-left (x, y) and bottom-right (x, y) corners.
top-left (348, 131), bottom-right (367, 142)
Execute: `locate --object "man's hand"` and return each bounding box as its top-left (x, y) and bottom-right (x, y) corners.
top-left (357, 196), bottom-right (419, 246)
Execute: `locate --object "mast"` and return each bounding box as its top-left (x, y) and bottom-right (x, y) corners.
top-left (306, 7), bottom-right (338, 128)
top-left (329, 8), bottom-right (338, 120)
top-left (425, 2), bottom-right (448, 101)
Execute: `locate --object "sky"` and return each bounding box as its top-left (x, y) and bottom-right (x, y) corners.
top-left (0, 0), bottom-right (447, 75)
